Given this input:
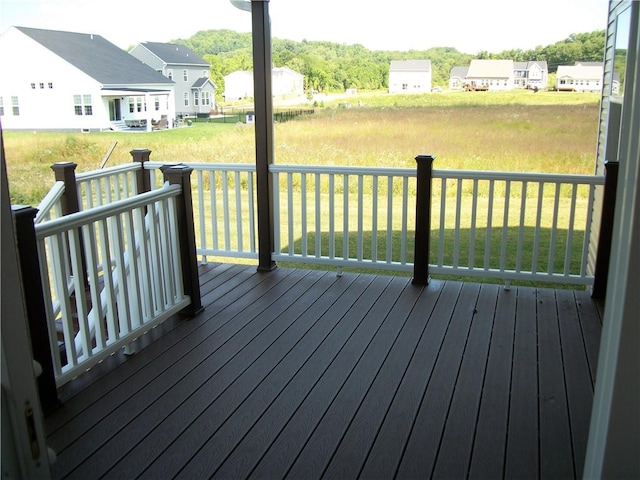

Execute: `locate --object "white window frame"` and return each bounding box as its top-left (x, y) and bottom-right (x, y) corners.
top-left (11, 96), bottom-right (19, 116)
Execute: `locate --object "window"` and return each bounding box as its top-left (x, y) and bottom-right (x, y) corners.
top-left (155, 97), bottom-right (160, 111)
top-left (11, 96), bottom-right (20, 116)
top-left (31, 83), bottom-right (36, 89)
top-left (48, 82), bottom-right (53, 89)
top-left (0, 97), bottom-right (4, 116)
top-left (202, 70), bottom-right (208, 77)
top-left (73, 94), bottom-right (93, 115)
top-left (193, 91), bottom-right (199, 106)
top-left (183, 92), bottom-right (189, 107)
top-left (83, 94), bottom-right (92, 115)
top-left (128, 96), bottom-right (145, 112)
top-left (202, 91), bottom-right (211, 106)
top-left (39, 82), bottom-right (45, 89)
top-left (183, 69), bottom-right (188, 82)
top-left (167, 69), bottom-right (173, 80)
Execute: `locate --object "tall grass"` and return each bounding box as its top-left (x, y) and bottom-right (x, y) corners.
top-left (3, 90), bottom-right (600, 205)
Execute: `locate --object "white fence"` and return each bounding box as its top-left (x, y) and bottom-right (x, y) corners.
top-left (149, 161), bottom-right (602, 285)
top-left (429, 170), bottom-right (602, 284)
top-left (35, 183), bottom-right (190, 386)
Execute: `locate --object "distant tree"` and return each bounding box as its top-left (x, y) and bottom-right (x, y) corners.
top-left (171, 29), bottom-right (605, 98)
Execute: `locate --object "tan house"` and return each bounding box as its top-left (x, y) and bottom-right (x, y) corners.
top-left (465, 59), bottom-right (515, 91)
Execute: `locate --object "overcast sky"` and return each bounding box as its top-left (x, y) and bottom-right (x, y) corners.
top-left (0, 0), bottom-right (608, 54)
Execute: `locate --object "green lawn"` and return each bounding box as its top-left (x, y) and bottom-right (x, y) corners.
top-left (4, 89), bottom-right (599, 206)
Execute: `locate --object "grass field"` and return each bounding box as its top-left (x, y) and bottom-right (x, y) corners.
top-left (3, 89), bottom-right (600, 206)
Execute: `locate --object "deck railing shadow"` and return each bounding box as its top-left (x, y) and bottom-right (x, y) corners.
top-left (279, 224), bottom-right (590, 287)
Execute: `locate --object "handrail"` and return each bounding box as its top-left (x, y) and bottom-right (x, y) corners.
top-left (74, 162), bottom-right (141, 182)
top-left (35, 181), bottom-right (65, 224)
top-left (164, 159), bottom-right (604, 285)
top-left (433, 169), bottom-right (603, 184)
top-left (34, 182), bottom-right (190, 386)
top-left (35, 184), bottom-right (181, 237)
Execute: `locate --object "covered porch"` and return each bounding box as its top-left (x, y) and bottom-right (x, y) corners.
top-left (45, 262), bottom-right (602, 479)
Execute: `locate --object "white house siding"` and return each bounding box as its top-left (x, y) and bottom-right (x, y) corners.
top-left (465, 59), bottom-right (515, 91)
top-left (224, 68), bottom-right (305, 101)
top-left (388, 60), bottom-right (432, 93)
top-left (224, 71), bottom-right (254, 101)
top-left (556, 65), bottom-right (603, 92)
top-left (0, 28), bottom-right (176, 131)
top-left (0, 28), bottom-right (110, 130)
top-left (272, 68), bottom-right (304, 97)
top-left (129, 43), bottom-right (215, 117)
top-left (128, 44), bottom-right (164, 72)
top-left (527, 63), bottom-right (547, 89)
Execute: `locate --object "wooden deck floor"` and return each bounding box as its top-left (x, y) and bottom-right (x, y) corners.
top-left (45, 263), bottom-right (603, 480)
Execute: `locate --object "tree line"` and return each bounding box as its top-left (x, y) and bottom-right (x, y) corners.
top-left (170, 29), bottom-right (605, 97)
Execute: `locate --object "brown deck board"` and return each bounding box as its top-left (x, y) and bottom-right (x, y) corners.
top-left (396, 282), bottom-right (481, 479)
top-left (504, 286), bottom-right (539, 479)
top-left (431, 283), bottom-right (500, 478)
top-left (44, 264), bottom-right (603, 480)
top-left (467, 285), bottom-right (517, 479)
top-left (537, 288), bottom-right (575, 479)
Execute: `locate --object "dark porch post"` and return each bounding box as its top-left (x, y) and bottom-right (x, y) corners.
top-left (51, 161), bottom-right (80, 214)
top-left (412, 154), bottom-right (435, 285)
top-left (592, 161), bottom-right (619, 298)
top-left (12, 206), bottom-right (61, 414)
top-left (251, 0), bottom-right (277, 271)
top-left (163, 165), bottom-right (203, 316)
top-left (51, 161), bottom-right (88, 288)
top-left (130, 148), bottom-right (152, 194)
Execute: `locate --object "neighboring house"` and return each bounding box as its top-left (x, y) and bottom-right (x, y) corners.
top-left (224, 70), bottom-right (254, 101)
top-left (465, 59), bottom-right (515, 91)
top-left (449, 66), bottom-right (469, 90)
top-left (514, 61), bottom-right (548, 89)
top-left (556, 63), bottom-right (604, 92)
top-left (129, 42), bottom-right (217, 118)
top-left (450, 60), bottom-right (546, 90)
top-left (388, 60), bottom-right (432, 93)
top-left (224, 67), bottom-right (304, 101)
top-left (272, 67), bottom-right (304, 97)
top-left (0, 26), bottom-right (175, 131)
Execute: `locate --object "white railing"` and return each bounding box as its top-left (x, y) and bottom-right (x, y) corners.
top-left (35, 181), bottom-right (65, 224)
top-left (271, 164), bottom-right (416, 272)
top-left (35, 183), bottom-right (190, 386)
top-left (429, 170), bottom-right (603, 285)
top-left (146, 161), bottom-right (259, 262)
top-left (178, 162), bottom-right (602, 285)
top-left (43, 159), bottom-right (603, 285)
top-left (75, 162), bottom-right (141, 210)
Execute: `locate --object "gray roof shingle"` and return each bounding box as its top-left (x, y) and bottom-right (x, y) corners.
top-left (16, 26), bottom-right (172, 86)
top-left (138, 42), bottom-right (208, 66)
